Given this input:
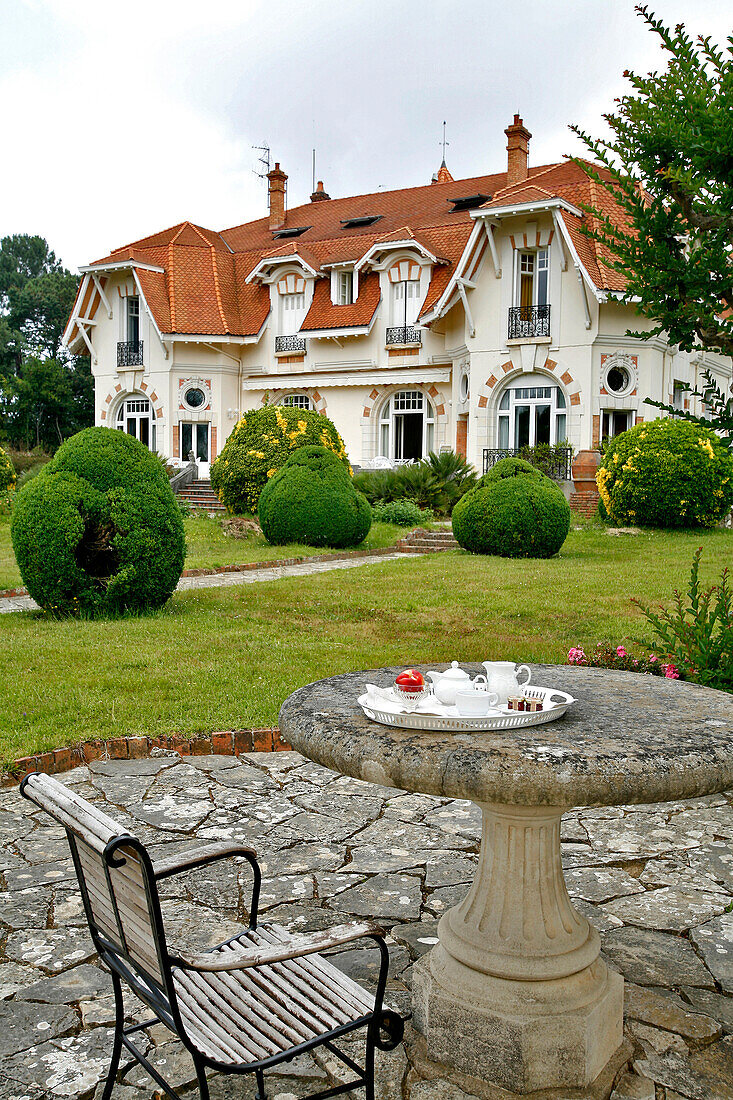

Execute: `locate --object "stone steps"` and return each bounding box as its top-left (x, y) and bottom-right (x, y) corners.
top-left (176, 480), bottom-right (226, 512)
top-left (397, 528), bottom-right (459, 553)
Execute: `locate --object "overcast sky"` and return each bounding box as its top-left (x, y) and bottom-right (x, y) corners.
top-left (1, 0), bottom-right (729, 272)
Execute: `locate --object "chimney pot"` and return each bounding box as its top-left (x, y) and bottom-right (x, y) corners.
top-left (504, 115), bottom-right (532, 188)
top-left (267, 162), bottom-right (288, 229)
top-left (310, 179), bottom-right (331, 202)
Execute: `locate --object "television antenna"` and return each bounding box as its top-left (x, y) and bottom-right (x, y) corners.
top-left (252, 142), bottom-right (271, 179)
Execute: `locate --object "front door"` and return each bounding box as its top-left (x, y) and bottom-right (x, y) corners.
top-left (181, 422), bottom-right (210, 477)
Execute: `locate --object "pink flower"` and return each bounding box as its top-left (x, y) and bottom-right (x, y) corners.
top-left (567, 647), bottom-right (587, 665)
top-left (663, 663), bottom-right (680, 679)
top-left (649, 654), bottom-right (658, 663)
top-left (616, 645), bottom-right (627, 658)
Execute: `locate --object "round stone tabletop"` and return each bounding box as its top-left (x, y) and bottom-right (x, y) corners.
top-left (279, 664), bottom-right (733, 808)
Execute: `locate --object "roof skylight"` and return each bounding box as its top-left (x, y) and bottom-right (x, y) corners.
top-left (272, 226), bottom-right (311, 239)
top-left (340, 215), bottom-right (383, 228)
top-left (447, 194), bottom-right (490, 211)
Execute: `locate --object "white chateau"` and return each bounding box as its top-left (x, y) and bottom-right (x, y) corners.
top-left (64, 116), bottom-right (730, 497)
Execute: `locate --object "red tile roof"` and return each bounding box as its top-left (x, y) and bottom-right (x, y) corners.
top-left (80, 160), bottom-right (628, 339)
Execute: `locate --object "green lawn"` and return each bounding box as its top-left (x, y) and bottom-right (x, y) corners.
top-left (0, 525), bottom-right (730, 764)
top-left (0, 511), bottom-right (421, 591)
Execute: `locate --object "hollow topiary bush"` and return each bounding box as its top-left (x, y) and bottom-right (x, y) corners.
top-left (596, 418), bottom-right (733, 528)
top-left (452, 464), bottom-right (570, 557)
top-left (258, 445), bottom-right (371, 548)
top-left (211, 405), bottom-right (349, 514)
top-left (11, 427), bottom-right (185, 616)
top-left (0, 445), bottom-right (16, 499)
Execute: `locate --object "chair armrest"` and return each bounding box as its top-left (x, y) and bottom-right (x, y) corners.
top-left (171, 920), bottom-right (384, 973)
top-left (153, 842), bottom-right (258, 880)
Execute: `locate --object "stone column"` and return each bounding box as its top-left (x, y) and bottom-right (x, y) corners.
top-left (412, 802), bottom-right (623, 1093)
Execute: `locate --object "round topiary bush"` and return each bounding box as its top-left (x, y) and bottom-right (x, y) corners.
top-left (258, 445), bottom-right (372, 548)
top-left (452, 467), bottom-right (570, 557)
top-left (596, 419), bottom-right (733, 528)
top-left (11, 427), bottom-right (185, 616)
top-left (0, 445), bottom-right (16, 497)
top-left (479, 456), bottom-right (545, 486)
top-left (211, 405), bottom-right (350, 514)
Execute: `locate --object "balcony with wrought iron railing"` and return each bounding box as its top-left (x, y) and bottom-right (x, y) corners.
top-left (275, 334), bottom-right (307, 355)
top-left (507, 305), bottom-right (551, 341)
top-left (117, 340), bottom-right (144, 368)
top-left (483, 446), bottom-right (573, 481)
top-left (385, 325), bottom-right (422, 348)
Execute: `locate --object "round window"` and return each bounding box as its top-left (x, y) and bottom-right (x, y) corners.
top-left (460, 372), bottom-right (469, 402)
top-left (606, 366), bottom-right (630, 394)
top-left (184, 387), bottom-right (206, 409)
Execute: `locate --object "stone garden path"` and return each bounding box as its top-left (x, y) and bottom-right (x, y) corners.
top-left (1, 751), bottom-right (732, 1099)
top-left (0, 551), bottom-right (420, 614)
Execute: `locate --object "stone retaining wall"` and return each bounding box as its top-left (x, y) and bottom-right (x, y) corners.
top-left (2, 727), bottom-right (290, 787)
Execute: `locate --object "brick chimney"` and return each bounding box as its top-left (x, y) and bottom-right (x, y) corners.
top-left (504, 114), bottom-right (532, 187)
top-left (310, 180), bottom-right (330, 202)
top-left (267, 162), bottom-right (287, 229)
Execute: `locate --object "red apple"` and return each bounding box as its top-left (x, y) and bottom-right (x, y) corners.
top-left (394, 668), bottom-right (425, 694)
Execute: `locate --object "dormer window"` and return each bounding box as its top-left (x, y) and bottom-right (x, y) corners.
top-left (388, 260), bottom-right (423, 326)
top-left (126, 296), bottom-right (140, 343)
top-left (337, 271), bottom-right (354, 305)
top-left (516, 249), bottom-right (549, 308)
top-left (277, 272), bottom-right (308, 336)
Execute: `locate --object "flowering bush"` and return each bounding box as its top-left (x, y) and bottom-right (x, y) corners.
top-left (596, 418), bottom-right (733, 528)
top-left (210, 406), bottom-right (349, 514)
top-left (0, 445), bottom-right (16, 506)
top-left (567, 642), bottom-right (680, 679)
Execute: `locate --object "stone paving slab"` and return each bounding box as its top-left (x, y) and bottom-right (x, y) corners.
top-left (1, 752), bottom-right (732, 1099)
top-left (0, 552), bottom-right (421, 614)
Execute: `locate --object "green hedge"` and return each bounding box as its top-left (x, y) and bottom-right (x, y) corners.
top-left (596, 419), bottom-right (733, 528)
top-left (211, 406), bottom-right (349, 514)
top-left (258, 446), bottom-right (372, 548)
top-left (453, 463), bottom-right (570, 557)
top-left (11, 427), bottom-right (185, 616)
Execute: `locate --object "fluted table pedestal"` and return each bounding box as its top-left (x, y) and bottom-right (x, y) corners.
top-left (411, 802), bottom-right (623, 1091)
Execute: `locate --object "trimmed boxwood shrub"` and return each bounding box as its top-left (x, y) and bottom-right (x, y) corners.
top-left (0, 445), bottom-right (15, 497)
top-left (452, 462), bottom-right (570, 557)
top-left (211, 405), bottom-right (349, 514)
top-left (596, 419), bottom-right (733, 528)
top-left (371, 499), bottom-right (428, 526)
top-left (258, 445), bottom-right (371, 548)
top-left (11, 427), bottom-right (185, 616)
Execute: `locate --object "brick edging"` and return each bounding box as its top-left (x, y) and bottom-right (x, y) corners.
top-left (0, 545), bottom-right (412, 599)
top-left (1, 728), bottom-right (291, 787)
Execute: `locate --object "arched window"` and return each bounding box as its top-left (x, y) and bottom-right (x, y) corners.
top-left (115, 395), bottom-right (156, 451)
top-left (379, 390), bottom-right (435, 461)
top-left (496, 375), bottom-right (566, 449)
top-left (279, 394), bottom-right (311, 410)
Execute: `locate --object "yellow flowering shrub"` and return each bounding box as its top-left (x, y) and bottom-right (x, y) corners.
top-left (596, 418), bottom-right (733, 528)
top-left (211, 405), bottom-right (350, 514)
top-left (0, 446), bottom-right (16, 502)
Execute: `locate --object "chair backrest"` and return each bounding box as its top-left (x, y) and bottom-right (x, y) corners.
top-left (21, 772), bottom-right (167, 987)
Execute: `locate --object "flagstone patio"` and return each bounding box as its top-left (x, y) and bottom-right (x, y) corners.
top-left (1, 751), bottom-right (732, 1100)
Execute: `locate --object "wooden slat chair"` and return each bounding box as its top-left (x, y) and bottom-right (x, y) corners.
top-left (21, 772), bottom-right (404, 1100)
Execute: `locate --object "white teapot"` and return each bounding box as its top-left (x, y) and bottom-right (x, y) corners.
top-left (426, 661), bottom-right (471, 706)
top-left (482, 661), bottom-right (532, 704)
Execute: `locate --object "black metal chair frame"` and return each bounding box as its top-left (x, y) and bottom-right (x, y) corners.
top-left (20, 773), bottom-right (404, 1100)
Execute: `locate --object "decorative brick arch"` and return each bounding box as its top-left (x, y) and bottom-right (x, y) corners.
top-left (100, 380), bottom-right (162, 423)
top-left (361, 382), bottom-right (446, 421)
top-left (261, 388), bottom-right (327, 415)
top-left (477, 358), bottom-right (581, 410)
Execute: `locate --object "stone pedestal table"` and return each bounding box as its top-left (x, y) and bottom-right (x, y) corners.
top-left (279, 665), bottom-right (733, 1094)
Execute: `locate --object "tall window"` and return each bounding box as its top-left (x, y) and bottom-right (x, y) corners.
top-left (516, 249), bottom-right (549, 308)
top-left (127, 296), bottom-right (140, 344)
top-left (281, 291), bottom-right (306, 335)
top-left (379, 390), bottom-right (435, 461)
top-left (116, 396), bottom-right (155, 450)
top-left (602, 410), bottom-right (631, 440)
top-left (337, 271), bottom-right (353, 305)
top-left (392, 280), bottom-right (421, 326)
top-left (496, 376), bottom-right (566, 449)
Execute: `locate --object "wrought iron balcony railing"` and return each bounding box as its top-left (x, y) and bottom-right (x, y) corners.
top-left (386, 325), bottom-right (422, 347)
top-left (275, 334), bottom-right (306, 354)
top-left (483, 446), bottom-right (573, 482)
top-left (507, 304), bottom-right (551, 340)
top-left (117, 340), bottom-right (144, 367)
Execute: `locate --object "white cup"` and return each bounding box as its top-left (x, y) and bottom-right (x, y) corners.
top-left (455, 685), bottom-right (499, 716)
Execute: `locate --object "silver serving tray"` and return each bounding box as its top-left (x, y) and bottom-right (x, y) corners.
top-left (358, 684), bottom-right (575, 732)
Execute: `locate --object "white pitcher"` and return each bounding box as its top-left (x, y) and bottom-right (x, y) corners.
top-left (482, 661), bottom-right (531, 704)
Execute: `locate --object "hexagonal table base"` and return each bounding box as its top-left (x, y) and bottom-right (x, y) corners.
top-left (412, 947), bottom-right (624, 1093)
